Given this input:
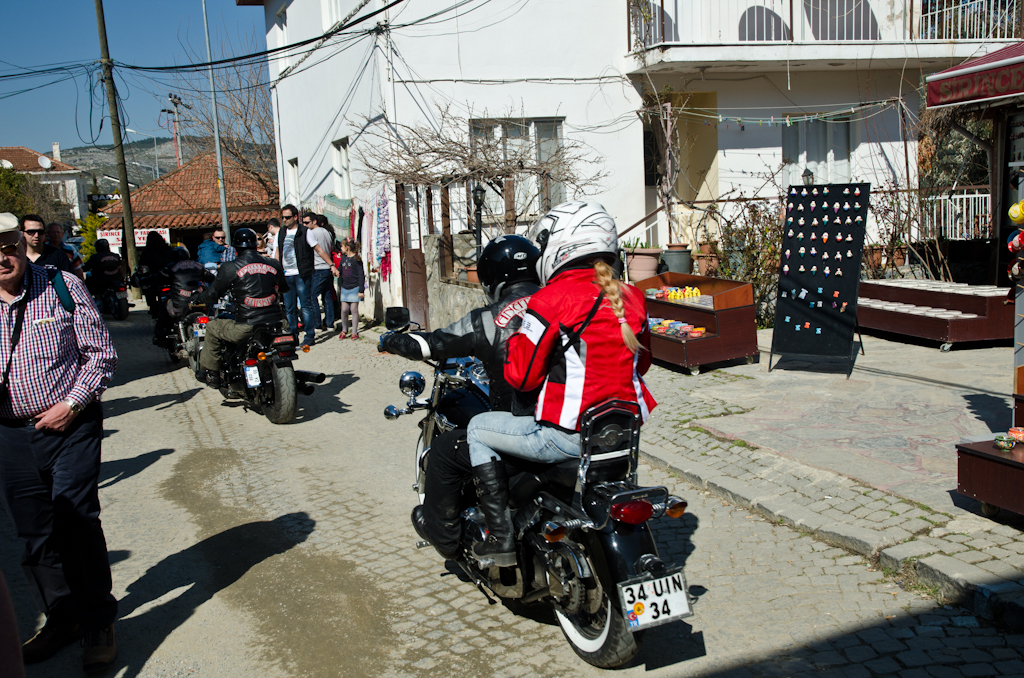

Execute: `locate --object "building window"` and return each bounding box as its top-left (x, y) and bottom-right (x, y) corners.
top-left (286, 157), bottom-right (300, 206)
top-left (275, 5), bottom-right (289, 69)
top-left (332, 137), bottom-right (352, 200)
top-left (321, 0), bottom-right (349, 29)
top-left (468, 118), bottom-right (565, 217)
top-left (782, 118), bottom-right (851, 187)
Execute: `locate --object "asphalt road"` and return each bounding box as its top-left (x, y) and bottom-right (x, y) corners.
top-left (3, 311), bottom-right (1023, 677)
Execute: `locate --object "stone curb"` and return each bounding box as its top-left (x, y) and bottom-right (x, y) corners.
top-left (641, 439), bottom-right (1024, 632)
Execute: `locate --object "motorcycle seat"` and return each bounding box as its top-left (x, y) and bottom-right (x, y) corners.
top-left (504, 458), bottom-right (581, 509)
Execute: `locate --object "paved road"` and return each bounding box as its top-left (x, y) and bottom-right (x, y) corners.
top-left (3, 313), bottom-right (1024, 677)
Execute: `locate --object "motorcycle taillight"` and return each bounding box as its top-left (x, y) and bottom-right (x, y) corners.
top-left (244, 358), bottom-right (258, 367)
top-left (610, 500), bottom-right (653, 525)
top-left (197, 316), bottom-right (209, 324)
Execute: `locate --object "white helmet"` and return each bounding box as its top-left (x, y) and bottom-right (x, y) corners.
top-left (528, 201), bottom-right (618, 285)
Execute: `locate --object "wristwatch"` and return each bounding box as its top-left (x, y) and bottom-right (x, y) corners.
top-left (63, 398), bottom-right (83, 415)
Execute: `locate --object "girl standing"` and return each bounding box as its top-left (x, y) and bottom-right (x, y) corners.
top-left (337, 239), bottom-right (366, 339)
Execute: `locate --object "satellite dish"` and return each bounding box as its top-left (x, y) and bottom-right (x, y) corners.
top-left (38, 156), bottom-right (52, 170)
top-left (0, 159), bottom-right (12, 169)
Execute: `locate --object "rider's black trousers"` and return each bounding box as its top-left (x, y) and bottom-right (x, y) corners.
top-left (423, 428), bottom-right (473, 554)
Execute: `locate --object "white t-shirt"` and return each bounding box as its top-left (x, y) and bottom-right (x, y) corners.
top-left (280, 227), bottom-right (325, 276)
top-left (266, 231), bottom-right (278, 259)
top-left (308, 227), bottom-right (334, 270)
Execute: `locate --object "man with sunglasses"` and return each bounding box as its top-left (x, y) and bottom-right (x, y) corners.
top-left (19, 216), bottom-right (74, 276)
top-left (0, 212), bottom-right (119, 671)
top-left (274, 205), bottom-right (324, 347)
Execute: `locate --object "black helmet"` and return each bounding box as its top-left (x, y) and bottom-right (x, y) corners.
top-left (94, 239), bottom-right (110, 252)
top-left (477, 235), bottom-right (540, 303)
top-left (172, 246), bottom-right (190, 262)
top-left (234, 228), bottom-right (258, 250)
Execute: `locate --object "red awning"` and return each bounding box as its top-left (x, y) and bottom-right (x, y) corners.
top-left (926, 42), bottom-right (1024, 108)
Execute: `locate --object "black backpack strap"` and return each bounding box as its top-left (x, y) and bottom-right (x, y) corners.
top-left (46, 268), bottom-right (76, 315)
top-left (552, 290), bottom-right (605, 364)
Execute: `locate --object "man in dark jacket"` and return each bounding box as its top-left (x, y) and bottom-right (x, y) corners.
top-left (379, 235), bottom-right (540, 559)
top-left (152, 248), bottom-right (214, 347)
top-left (20, 215), bottom-right (75, 276)
top-left (191, 228), bottom-right (288, 387)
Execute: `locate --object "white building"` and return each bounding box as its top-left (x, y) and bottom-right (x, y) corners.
top-left (0, 144), bottom-right (89, 222)
top-left (240, 0), bottom-right (1012, 310)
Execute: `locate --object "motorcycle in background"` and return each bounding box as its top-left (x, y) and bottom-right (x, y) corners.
top-left (380, 307), bottom-right (694, 668)
top-left (92, 276), bottom-right (131, 320)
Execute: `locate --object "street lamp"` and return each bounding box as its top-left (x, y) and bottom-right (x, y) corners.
top-left (472, 183), bottom-right (486, 260)
top-left (801, 168), bottom-right (814, 186)
top-left (125, 129), bottom-right (159, 180)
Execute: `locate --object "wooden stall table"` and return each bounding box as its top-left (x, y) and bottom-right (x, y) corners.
top-left (956, 440), bottom-right (1024, 518)
top-left (635, 272), bottom-right (759, 372)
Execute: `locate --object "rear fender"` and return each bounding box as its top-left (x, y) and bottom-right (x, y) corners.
top-left (584, 522), bottom-right (659, 591)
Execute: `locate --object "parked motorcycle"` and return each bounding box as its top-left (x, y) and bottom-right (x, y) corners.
top-left (190, 299), bottom-right (325, 424)
top-left (380, 307), bottom-right (693, 668)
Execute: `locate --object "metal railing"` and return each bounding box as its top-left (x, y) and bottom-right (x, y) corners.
top-left (629, 0), bottom-right (1019, 48)
top-left (922, 189), bottom-right (992, 240)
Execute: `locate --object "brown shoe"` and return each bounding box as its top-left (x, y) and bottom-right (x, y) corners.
top-left (82, 624), bottom-right (117, 672)
top-left (22, 617), bottom-right (83, 664)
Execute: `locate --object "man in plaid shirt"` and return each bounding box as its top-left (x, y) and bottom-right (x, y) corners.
top-left (0, 212), bottom-right (119, 671)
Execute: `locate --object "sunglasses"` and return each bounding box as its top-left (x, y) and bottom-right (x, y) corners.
top-left (23, 229), bottom-right (44, 236)
top-left (0, 242), bottom-right (20, 256)
top-left (213, 236), bottom-right (226, 241)
top-left (303, 220), bottom-right (312, 225)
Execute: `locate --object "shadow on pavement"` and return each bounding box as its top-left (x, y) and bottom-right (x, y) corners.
top-left (102, 389), bottom-right (202, 418)
top-left (99, 449), bottom-right (176, 489)
top-left (293, 372), bottom-right (359, 423)
top-left (962, 393), bottom-right (1013, 434)
top-left (111, 512), bottom-right (314, 678)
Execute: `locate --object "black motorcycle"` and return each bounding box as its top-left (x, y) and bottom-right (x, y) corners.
top-left (91, 275), bottom-right (131, 320)
top-left (190, 298), bottom-right (325, 424)
top-left (381, 307), bottom-right (693, 668)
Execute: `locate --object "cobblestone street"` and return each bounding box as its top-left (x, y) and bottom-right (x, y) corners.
top-left (3, 313), bottom-right (1024, 677)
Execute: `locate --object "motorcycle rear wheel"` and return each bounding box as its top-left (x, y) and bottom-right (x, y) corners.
top-left (555, 593), bottom-right (640, 669)
top-left (114, 297), bottom-right (130, 320)
top-left (263, 362), bottom-right (297, 424)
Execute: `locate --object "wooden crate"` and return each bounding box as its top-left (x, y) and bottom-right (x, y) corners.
top-left (636, 272), bottom-right (759, 370)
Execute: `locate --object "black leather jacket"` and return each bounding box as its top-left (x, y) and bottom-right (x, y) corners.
top-left (161, 259), bottom-right (214, 315)
top-left (383, 281), bottom-right (539, 412)
top-left (191, 249), bottom-right (288, 325)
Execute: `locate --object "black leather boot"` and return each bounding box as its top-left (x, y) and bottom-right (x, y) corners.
top-left (411, 506), bottom-right (459, 560)
top-left (471, 461), bottom-right (516, 567)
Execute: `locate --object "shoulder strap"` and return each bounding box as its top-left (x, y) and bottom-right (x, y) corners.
top-left (551, 290), bottom-right (605, 363)
top-left (46, 268), bottom-right (76, 315)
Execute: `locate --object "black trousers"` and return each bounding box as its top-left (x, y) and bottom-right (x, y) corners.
top-left (0, 403), bottom-right (117, 631)
top-left (422, 428), bottom-right (473, 554)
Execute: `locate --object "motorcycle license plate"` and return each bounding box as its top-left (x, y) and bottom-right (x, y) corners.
top-left (244, 365), bottom-right (261, 387)
top-left (116, 290), bottom-right (128, 299)
top-left (618, 569), bottom-right (692, 631)
top-left (194, 326), bottom-right (206, 338)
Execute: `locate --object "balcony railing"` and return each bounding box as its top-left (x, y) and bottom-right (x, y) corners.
top-left (921, 189), bottom-right (992, 240)
top-left (629, 0), bottom-right (1020, 48)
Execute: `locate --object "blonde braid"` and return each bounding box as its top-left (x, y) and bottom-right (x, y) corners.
top-left (593, 261), bottom-right (640, 354)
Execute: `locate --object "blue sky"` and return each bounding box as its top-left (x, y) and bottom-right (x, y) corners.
top-left (1, 0), bottom-right (267, 154)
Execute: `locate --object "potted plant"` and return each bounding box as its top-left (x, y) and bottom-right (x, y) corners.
top-left (696, 241), bottom-right (720, 276)
top-left (661, 241), bottom-right (692, 273)
top-left (622, 238), bottom-right (662, 282)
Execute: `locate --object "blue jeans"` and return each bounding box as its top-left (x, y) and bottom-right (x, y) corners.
top-left (311, 269), bottom-right (335, 330)
top-left (284, 274), bottom-right (314, 344)
top-left (467, 412), bottom-right (580, 467)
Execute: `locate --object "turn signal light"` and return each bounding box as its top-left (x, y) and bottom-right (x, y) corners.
top-left (541, 521), bottom-right (566, 542)
top-left (302, 345), bottom-right (311, 353)
top-left (610, 500), bottom-right (653, 525)
top-left (197, 316), bottom-right (209, 324)
top-left (244, 358), bottom-right (258, 367)
top-left (665, 499), bottom-right (688, 518)
top-left (257, 352), bottom-right (267, 361)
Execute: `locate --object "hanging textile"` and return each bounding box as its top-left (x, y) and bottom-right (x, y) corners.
top-left (375, 185), bottom-right (391, 281)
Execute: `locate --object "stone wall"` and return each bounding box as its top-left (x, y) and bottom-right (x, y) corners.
top-left (424, 233), bottom-right (486, 328)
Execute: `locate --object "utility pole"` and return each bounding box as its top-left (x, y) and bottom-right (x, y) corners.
top-left (166, 93), bottom-right (184, 168)
top-left (202, 0), bottom-right (232, 245)
top-left (94, 0), bottom-right (138, 289)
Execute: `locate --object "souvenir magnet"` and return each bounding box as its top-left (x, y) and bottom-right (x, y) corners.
top-left (783, 264), bottom-right (789, 275)
top-left (788, 202), bottom-right (794, 212)
top-left (785, 315), bottom-right (791, 322)
top-left (855, 216), bottom-right (863, 224)
top-left (817, 287), bottom-right (823, 293)
top-left (817, 301), bottom-right (822, 308)
top-left (834, 251), bottom-right (841, 261)
top-left (823, 251), bottom-right (830, 260)
top-left (824, 266), bottom-right (831, 277)
top-left (810, 231), bottom-right (817, 241)
top-left (854, 202), bottom-right (861, 210)
top-left (787, 217), bottom-right (794, 225)
top-left (833, 202), bottom-right (840, 213)
top-left (823, 187), bottom-right (829, 195)
top-left (823, 215), bottom-right (830, 224)
top-left (810, 201), bottom-right (817, 211)
top-left (811, 265), bottom-right (817, 276)
top-left (833, 290), bottom-right (840, 298)
top-left (790, 187), bottom-right (797, 195)
top-left (843, 187), bottom-right (850, 195)
top-left (854, 187), bottom-right (861, 196)
top-left (812, 218), bottom-right (819, 227)
top-left (812, 187), bottom-right (819, 195)
top-left (785, 248), bottom-right (791, 259)
top-left (844, 216), bottom-right (852, 225)
top-left (836, 232), bottom-right (843, 242)
top-left (799, 246), bottom-right (806, 258)
top-left (798, 217), bottom-right (805, 226)
top-left (843, 201), bottom-right (851, 211)
top-left (798, 204), bottom-right (805, 212)
top-left (801, 188), bottom-right (808, 196)
top-left (795, 325), bottom-right (801, 331)
top-left (835, 268), bottom-right (843, 277)
top-left (846, 249), bottom-right (853, 257)
top-left (804, 322), bottom-right (811, 329)
top-left (799, 264), bottom-right (806, 272)
top-left (798, 288), bottom-right (808, 298)
top-left (815, 327), bottom-right (822, 334)
top-left (832, 301), bottom-right (838, 308)
top-left (822, 232), bottom-right (829, 243)
top-left (810, 246), bottom-right (817, 257)
top-left (840, 301), bottom-right (848, 312)
top-left (788, 228), bottom-right (795, 237)
top-left (797, 231), bottom-right (804, 240)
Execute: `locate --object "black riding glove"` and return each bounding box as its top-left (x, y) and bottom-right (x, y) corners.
top-left (380, 332), bottom-right (426, 360)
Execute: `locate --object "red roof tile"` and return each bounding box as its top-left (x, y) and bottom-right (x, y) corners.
top-left (0, 146), bottom-right (80, 172)
top-left (102, 153), bottom-right (279, 231)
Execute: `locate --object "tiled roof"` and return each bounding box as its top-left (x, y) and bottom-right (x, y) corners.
top-left (103, 153), bottom-right (279, 231)
top-left (0, 146), bottom-right (80, 173)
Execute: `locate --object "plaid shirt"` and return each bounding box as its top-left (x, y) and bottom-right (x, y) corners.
top-left (221, 245), bottom-right (237, 263)
top-left (0, 264), bottom-right (117, 419)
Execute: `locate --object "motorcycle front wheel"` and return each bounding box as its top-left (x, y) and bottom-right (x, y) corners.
top-left (262, 362), bottom-right (297, 424)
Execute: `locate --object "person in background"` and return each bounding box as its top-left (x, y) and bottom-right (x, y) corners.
top-left (307, 214), bottom-right (338, 333)
top-left (265, 218), bottom-right (280, 259)
top-left (336, 238), bottom-right (365, 340)
top-left (46, 223), bottom-right (85, 281)
top-left (0, 212), bottom-right (120, 671)
top-left (19, 215), bottom-right (74, 275)
top-left (216, 229), bottom-right (237, 264)
top-left (275, 206), bottom-right (324, 348)
top-left (82, 239), bottom-right (124, 297)
top-left (196, 231), bottom-right (224, 272)
top-left (138, 231), bottom-right (173, 316)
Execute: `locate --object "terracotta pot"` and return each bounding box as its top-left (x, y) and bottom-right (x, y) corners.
top-left (666, 242), bottom-right (689, 251)
top-left (891, 246), bottom-right (907, 267)
top-left (624, 248), bottom-right (662, 283)
top-left (864, 245), bottom-right (882, 270)
top-left (696, 253), bottom-right (719, 276)
top-left (462, 266), bottom-right (480, 284)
